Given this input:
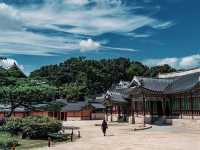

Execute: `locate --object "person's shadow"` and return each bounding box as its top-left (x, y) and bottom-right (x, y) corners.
top-left (105, 134), bottom-right (114, 136)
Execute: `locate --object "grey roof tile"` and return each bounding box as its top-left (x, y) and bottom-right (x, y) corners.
top-left (164, 72), bottom-right (200, 94)
top-left (90, 103), bottom-right (105, 109)
top-left (134, 76), bottom-right (174, 92)
top-left (61, 102), bottom-right (87, 112)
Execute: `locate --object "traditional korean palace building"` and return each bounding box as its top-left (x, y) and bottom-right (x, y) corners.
top-left (0, 100), bottom-right (105, 121)
top-left (105, 68), bottom-right (200, 124)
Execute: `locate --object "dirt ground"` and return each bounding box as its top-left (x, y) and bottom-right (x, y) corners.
top-left (35, 119), bottom-right (200, 150)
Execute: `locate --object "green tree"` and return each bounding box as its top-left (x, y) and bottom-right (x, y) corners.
top-left (0, 79), bottom-right (58, 117)
top-left (61, 83), bottom-right (88, 101)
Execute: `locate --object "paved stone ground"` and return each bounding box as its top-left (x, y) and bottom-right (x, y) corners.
top-left (35, 119), bottom-right (200, 150)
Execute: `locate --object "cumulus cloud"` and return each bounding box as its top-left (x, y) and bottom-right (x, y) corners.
top-left (179, 55), bottom-right (200, 68)
top-left (0, 58), bottom-right (24, 70)
top-left (143, 54), bottom-right (200, 69)
top-left (79, 39), bottom-right (137, 52)
top-left (79, 39), bottom-right (100, 52)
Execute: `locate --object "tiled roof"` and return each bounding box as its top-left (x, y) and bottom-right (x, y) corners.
top-left (164, 72), bottom-right (200, 94)
top-left (129, 72), bottom-right (200, 94)
top-left (0, 104), bottom-right (29, 112)
top-left (131, 76), bottom-right (174, 92)
top-left (55, 99), bottom-right (68, 104)
top-left (90, 103), bottom-right (105, 109)
top-left (109, 92), bottom-right (128, 103)
top-left (61, 102), bottom-right (88, 112)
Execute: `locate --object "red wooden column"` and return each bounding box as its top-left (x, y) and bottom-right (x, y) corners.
top-left (190, 94), bottom-right (194, 119)
top-left (162, 97), bottom-right (166, 116)
top-left (179, 96), bottom-right (183, 119)
top-left (117, 105), bottom-right (120, 121)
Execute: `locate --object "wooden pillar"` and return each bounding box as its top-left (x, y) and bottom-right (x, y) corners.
top-left (131, 101), bottom-right (135, 124)
top-left (150, 101), bottom-right (153, 124)
top-left (110, 106), bottom-right (113, 122)
top-left (179, 97), bottom-right (183, 119)
top-left (162, 97), bottom-right (166, 116)
top-left (117, 105), bottom-right (120, 121)
top-left (135, 101), bottom-right (138, 116)
top-left (143, 95), bottom-right (146, 127)
top-left (169, 97), bottom-right (173, 118)
top-left (106, 107), bottom-right (108, 121)
top-left (190, 94), bottom-right (194, 119)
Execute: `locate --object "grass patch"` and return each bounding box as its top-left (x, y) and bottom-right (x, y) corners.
top-left (0, 132), bottom-right (19, 149)
top-left (16, 139), bottom-right (47, 150)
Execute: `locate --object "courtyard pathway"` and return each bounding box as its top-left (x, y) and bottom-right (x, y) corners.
top-left (35, 120), bottom-right (200, 150)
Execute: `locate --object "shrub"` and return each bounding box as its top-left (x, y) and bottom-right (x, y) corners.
top-left (1, 118), bottom-right (25, 135)
top-left (0, 132), bottom-right (19, 149)
top-left (22, 116), bottom-right (62, 139)
top-left (2, 116), bottom-right (62, 139)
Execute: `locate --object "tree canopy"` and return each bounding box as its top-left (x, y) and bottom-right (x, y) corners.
top-left (30, 57), bottom-right (176, 96)
top-left (0, 79), bottom-right (58, 117)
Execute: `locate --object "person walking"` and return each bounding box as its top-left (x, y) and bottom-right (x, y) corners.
top-left (101, 119), bottom-right (108, 136)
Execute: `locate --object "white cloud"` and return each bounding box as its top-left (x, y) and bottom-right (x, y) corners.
top-left (103, 46), bottom-right (137, 52)
top-left (0, 3), bottom-right (23, 31)
top-left (64, 0), bottom-right (89, 5)
top-left (79, 39), bottom-right (101, 52)
top-left (0, 30), bottom-right (79, 56)
top-left (179, 55), bottom-right (200, 68)
top-left (143, 54), bottom-right (200, 69)
top-left (79, 39), bottom-right (137, 52)
top-left (0, 58), bottom-right (24, 70)
top-left (152, 21), bottom-right (174, 29)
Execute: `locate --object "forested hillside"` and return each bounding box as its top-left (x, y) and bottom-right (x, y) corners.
top-left (30, 57), bottom-right (176, 96)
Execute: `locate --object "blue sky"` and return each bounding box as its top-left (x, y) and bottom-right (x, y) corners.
top-left (0, 0), bottom-right (199, 74)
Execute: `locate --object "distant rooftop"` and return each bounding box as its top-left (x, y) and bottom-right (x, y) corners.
top-left (158, 68), bottom-right (200, 79)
